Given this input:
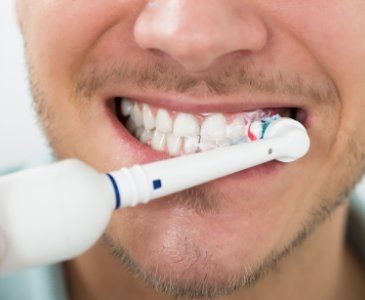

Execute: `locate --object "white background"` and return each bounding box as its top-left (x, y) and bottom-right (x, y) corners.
top-left (0, 0), bottom-right (364, 196)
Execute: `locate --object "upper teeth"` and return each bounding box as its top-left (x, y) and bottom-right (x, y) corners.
top-left (130, 102), bottom-right (144, 127)
top-left (121, 99), bottom-right (133, 116)
top-left (119, 99), bottom-right (281, 156)
top-left (201, 114), bottom-right (227, 141)
top-left (227, 116), bottom-right (246, 144)
top-left (156, 109), bottom-right (173, 133)
top-left (173, 113), bottom-right (200, 137)
top-left (142, 104), bottom-right (155, 130)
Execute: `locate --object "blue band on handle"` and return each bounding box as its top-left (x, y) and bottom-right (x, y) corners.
top-left (107, 173), bottom-right (121, 209)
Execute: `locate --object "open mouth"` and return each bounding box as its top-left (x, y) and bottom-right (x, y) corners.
top-left (110, 97), bottom-right (307, 157)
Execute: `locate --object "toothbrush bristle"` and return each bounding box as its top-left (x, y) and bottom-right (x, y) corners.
top-left (260, 114), bottom-right (281, 139)
top-left (233, 114), bottom-right (281, 145)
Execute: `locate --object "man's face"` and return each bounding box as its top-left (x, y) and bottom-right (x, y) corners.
top-left (17, 0), bottom-right (365, 297)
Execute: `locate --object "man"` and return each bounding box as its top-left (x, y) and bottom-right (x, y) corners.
top-left (4, 0), bottom-right (365, 299)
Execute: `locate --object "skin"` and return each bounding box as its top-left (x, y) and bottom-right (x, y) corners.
top-left (16, 0), bottom-right (365, 299)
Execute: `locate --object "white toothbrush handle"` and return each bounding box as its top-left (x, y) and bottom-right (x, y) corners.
top-left (110, 118), bottom-right (310, 207)
top-left (0, 160), bottom-right (115, 275)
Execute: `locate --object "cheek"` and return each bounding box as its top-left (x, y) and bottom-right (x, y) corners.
top-left (273, 2), bottom-right (365, 118)
top-left (25, 1), bottom-right (140, 93)
top-left (268, 1), bottom-right (365, 175)
top-left (46, 101), bottom-right (127, 172)
top-left (22, 0), bottom-right (144, 170)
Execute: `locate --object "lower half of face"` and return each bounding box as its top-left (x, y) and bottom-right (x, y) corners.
top-left (20, 0), bottom-right (365, 294)
top-left (31, 76), bottom-right (364, 292)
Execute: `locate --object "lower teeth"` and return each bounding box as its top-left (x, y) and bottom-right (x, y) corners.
top-left (117, 99), bottom-right (290, 156)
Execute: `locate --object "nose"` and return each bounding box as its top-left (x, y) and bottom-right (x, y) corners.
top-left (134, 0), bottom-right (268, 72)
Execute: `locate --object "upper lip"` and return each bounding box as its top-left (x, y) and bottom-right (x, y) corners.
top-left (105, 88), bottom-right (309, 114)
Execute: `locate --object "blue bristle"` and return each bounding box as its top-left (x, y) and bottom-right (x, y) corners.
top-left (260, 114), bottom-right (280, 139)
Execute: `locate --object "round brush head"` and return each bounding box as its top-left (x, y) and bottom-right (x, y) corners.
top-left (263, 117), bottom-right (310, 162)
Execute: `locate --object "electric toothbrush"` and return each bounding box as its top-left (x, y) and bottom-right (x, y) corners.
top-left (0, 117), bottom-right (309, 275)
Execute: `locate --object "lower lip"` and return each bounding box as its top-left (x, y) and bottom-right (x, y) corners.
top-left (105, 104), bottom-right (285, 186)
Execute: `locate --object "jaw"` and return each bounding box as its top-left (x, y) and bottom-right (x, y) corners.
top-left (39, 78), bottom-right (347, 291)
top-left (34, 72), bottom-right (363, 300)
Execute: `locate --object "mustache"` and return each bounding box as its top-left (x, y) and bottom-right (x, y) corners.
top-left (74, 60), bottom-right (339, 105)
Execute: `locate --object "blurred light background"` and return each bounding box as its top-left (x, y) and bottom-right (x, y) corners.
top-left (0, 1), bottom-right (364, 196)
top-left (0, 0), bottom-right (50, 170)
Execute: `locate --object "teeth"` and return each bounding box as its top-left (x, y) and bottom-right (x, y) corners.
top-left (131, 103), bottom-right (143, 127)
top-left (183, 136), bottom-right (199, 154)
top-left (167, 134), bottom-right (182, 156)
top-left (135, 127), bottom-right (144, 139)
top-left (156, 109), bottom-right (173, 133)
top-left (142, 104), bottom-right (155, 130)
top-left (151, 130), bottom-right (166, 152)
top-left (227, 117), bottom-right (246, 144)
top-left (122, 99), bottom-right (284, 155)
top-left (139, 129), bottom-right (153, 144)
top-left (126, 118), bottom-right (138, 135)
top-left (173, 113), bottom-right (200, 137)
top-left (121, 99), bottom-right (132, 116)
top-left (200, 113), bottom-right (227, 142)
top-left (199, 136), bottom-right (216, 152)
top-left (216, 137), bottom-right (231, 147)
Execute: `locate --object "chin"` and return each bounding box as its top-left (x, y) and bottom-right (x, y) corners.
top-left (106, 166), bottom-right (306, 294)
